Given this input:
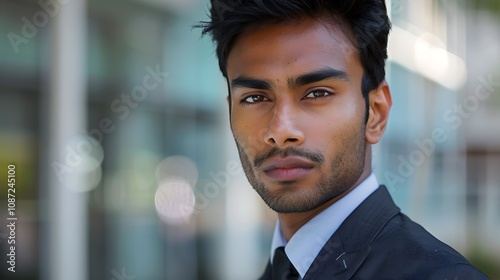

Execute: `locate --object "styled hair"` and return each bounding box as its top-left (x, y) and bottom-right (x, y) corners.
top-left (197, 0), bottom-right (391, 120)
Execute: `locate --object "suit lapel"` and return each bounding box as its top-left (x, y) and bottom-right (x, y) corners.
top-left (303, 186), bottom-right (400, 280)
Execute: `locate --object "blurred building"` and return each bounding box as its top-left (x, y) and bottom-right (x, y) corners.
top-left (0, 0), bottom-right (498, 279)
top-left (381, 0), bottom-right (500, 269)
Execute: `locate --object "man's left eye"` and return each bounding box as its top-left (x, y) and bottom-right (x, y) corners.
top-left (304, 90), bottom-right (332, 98)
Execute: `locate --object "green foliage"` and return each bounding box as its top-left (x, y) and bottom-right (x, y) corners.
top-left (467, 250), bottom-right (500, 280)
top-left (472, 0), bottom-right (500, 16)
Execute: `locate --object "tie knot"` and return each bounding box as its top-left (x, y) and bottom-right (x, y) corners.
top-left (272, 247), bottom-right (299, 280)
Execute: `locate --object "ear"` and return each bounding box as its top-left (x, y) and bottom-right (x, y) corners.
top-left (366, 81), bottom-right (392, 144)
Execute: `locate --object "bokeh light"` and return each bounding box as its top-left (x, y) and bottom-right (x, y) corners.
top-left (155, 178), bottom-right (196, 224)
top-left (154, 155), bottom-right (199, 224)
top-left (64, 134), bottom-right (104, 192)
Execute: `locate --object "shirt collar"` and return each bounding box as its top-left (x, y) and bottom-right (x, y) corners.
top-left (270, 173), bottom-right (379, 278)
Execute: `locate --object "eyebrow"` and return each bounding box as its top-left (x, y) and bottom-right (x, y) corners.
top-left (231, 76), bottom-right (273, 90)
top-left (230, 67), bottom-right (348, 91)
top-left (288, 67), bottom-right (348, 88)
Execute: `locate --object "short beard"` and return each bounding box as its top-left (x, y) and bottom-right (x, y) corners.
top-left (234, 129), bottom-right (366, 213)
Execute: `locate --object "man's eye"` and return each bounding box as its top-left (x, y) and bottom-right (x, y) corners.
top-left (304, 90), bottom-right (332, 99)
top-left (242, 95), bottom-right (269, 103)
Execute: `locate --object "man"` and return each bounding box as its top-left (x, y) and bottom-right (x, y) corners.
top-left (198, 0), bottom-right (488, 279)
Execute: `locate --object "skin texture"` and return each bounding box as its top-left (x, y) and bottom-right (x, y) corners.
top-left (226, 17), bottom-right (392, 240)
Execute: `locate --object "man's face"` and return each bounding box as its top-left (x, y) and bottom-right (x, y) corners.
top-left (226, 18), bottom-right (369, 213)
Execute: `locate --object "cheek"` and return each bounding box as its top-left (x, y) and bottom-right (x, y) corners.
top-left (231, 120), bottom-right (264, 156)
top-left (232, 111), bottom-right (269, 140)
top-left (307, 107), bottom-right (363, 148)
top-left (231, 108), bottom-right (254, 130)
top-left (231, 112), bottom-right (250, 138)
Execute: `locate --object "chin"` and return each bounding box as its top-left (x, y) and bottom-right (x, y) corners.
top-left (260, 187), bottom-right (328, 213)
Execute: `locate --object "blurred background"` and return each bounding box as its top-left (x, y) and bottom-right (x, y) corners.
top-left (0, 0), bottom-right (499, 279)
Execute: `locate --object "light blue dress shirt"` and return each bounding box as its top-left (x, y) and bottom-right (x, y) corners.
top-left (269, 173), bottom-right (379, 279)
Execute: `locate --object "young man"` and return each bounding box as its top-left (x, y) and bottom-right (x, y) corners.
top-left (198, 0), bottom-right (488, 279)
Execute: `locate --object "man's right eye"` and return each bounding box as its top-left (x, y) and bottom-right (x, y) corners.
top-left (241, 95), bottom-right (269, 104)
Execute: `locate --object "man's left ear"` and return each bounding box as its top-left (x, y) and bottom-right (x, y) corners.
top-left (366, 80), bottom-right (392, 144)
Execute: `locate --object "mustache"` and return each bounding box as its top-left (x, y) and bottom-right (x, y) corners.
top-left (253, 147), bottom-right (325, 168)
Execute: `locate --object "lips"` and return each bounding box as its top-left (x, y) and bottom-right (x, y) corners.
top-left (261, 156), bottom-right (315, 181)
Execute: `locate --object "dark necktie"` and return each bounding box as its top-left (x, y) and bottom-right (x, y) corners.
top-left (272, 247), bottom-right (300, 280)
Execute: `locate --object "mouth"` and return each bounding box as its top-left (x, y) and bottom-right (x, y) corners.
top-left (261, 156), bottom-right (315, 181)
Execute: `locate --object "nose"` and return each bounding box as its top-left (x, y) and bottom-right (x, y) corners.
top-left (264, 103), bottom-right (305, 147)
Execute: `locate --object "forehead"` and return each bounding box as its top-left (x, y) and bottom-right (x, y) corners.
top-left (226, 17), bottom-right (361, 82)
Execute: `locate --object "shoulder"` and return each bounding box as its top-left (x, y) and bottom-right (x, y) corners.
top-left (303, 186), bottom-right (488, 279)
top-left (423, 263), bottom-right (490, 280)
top-left (361, 212), bottom-right (488, 279)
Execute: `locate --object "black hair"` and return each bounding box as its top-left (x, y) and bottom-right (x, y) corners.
top-left (196, 0), bottom-right (391, 122)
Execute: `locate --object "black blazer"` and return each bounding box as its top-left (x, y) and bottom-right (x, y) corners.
top-left (259, 186), bottom-right (489, 280)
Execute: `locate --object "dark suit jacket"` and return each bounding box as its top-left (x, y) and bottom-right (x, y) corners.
top-left (259, 186), bottom-right (489, 280)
